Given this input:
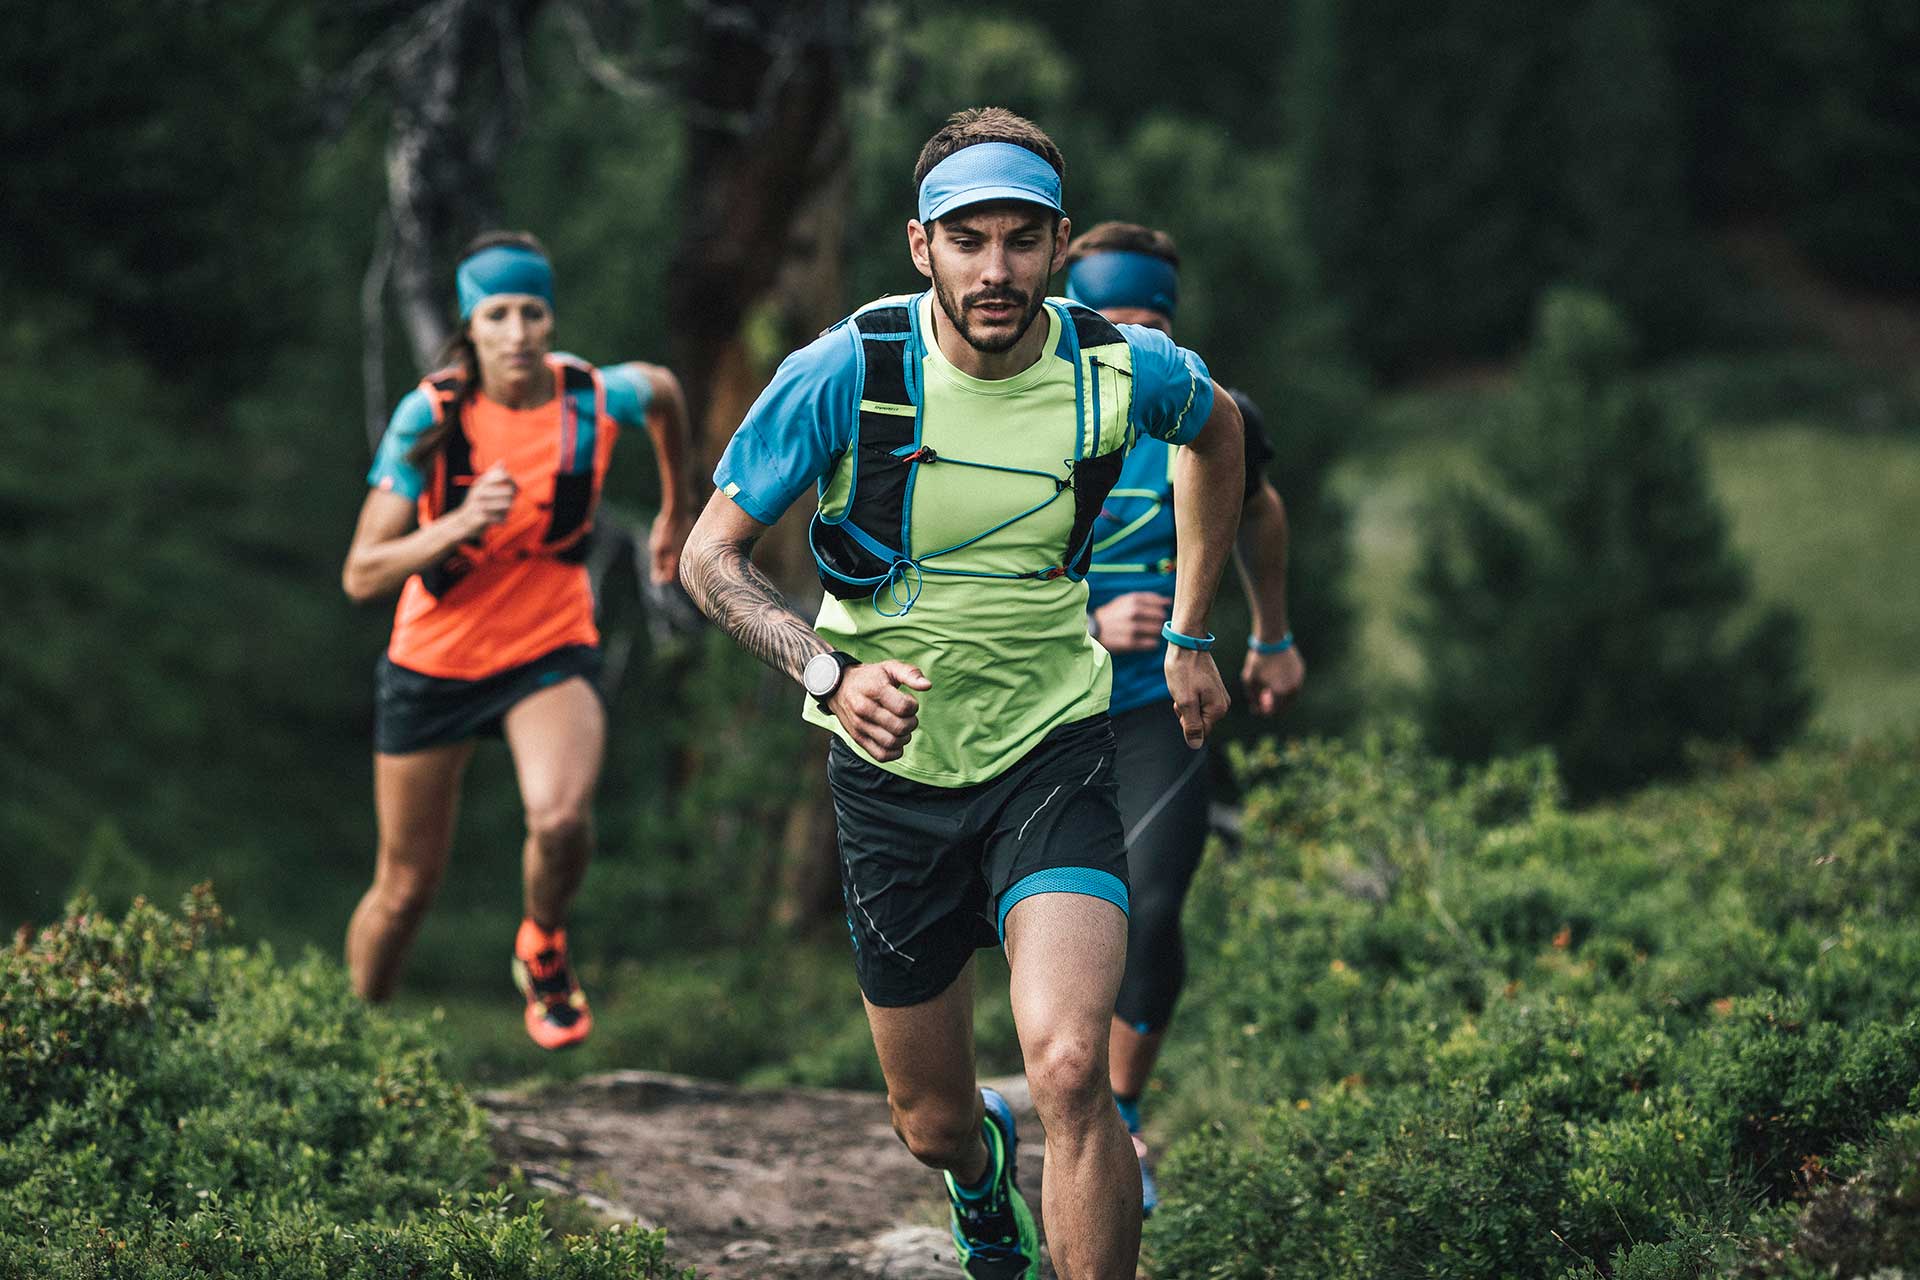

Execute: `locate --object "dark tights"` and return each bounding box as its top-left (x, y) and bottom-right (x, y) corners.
top-left (1110, 702), bottom-right (1211, 1032)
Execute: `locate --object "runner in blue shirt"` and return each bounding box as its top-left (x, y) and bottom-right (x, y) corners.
top-left (1066, 221), bottom-right (1307, 1213)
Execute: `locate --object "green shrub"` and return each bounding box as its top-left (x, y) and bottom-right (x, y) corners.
top-left (1147, 731), bottom-right (1920, 1277)
top-left (1416, 289), bottom-right (1811, 798)
top-left (1735, 1112), bottom-right (1920, 1277)
top-left (0, 889), bottom-right (689, 1278)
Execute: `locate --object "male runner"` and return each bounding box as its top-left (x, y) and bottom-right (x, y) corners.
top-left (1065, 222), bottom-right (1307, 1212)
top-left (681, 109), bottom-right (1245, 1279)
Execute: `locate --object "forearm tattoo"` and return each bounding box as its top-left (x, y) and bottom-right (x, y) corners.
top-left (685, 539), bottom-right (826, 681)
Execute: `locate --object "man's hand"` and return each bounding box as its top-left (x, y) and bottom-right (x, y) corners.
top-left (1091, 592), bottom-right (1172, 653)
top-left (458, 463), bottom-right (517, 535)
top-left (1241, 644), bottom-right (1305, 718)
top-left (827, 660), bottom-right (933, 763)
top-left (648, 507), bottom-right (696, 585)
top-left (1165, 647), bottom-right (1229, 748)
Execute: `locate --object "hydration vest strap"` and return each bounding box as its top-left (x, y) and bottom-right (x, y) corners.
top-left (811, 305), bottom-right (919, 598)
top-left (420, 370), bottom-right (477, 599)
top-left (545, 361), bottom-right (601, 558)
top-left (808, 296), bottom-right (1136, 607)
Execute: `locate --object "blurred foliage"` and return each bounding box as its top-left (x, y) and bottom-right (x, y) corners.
top-left (1415, 291), bottom-right (1811, 798)
top-left (0, 888), bottom-right (691, 1277)
top-left (1673, 0), bottom-right (1920, 289)
top-left (0, 3), bottom-right (321, 385)
top-left (1289, 0), bottom-right (1705, 373)
top-left (1146, 729), bottom-right (1920, 1276)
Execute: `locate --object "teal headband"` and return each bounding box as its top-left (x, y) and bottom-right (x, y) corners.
top-left (917, 142), bottom-right (1065, 223)
top-left (456, 245), bottom-right (555, 319)
top-left (1065, 250), bottom-right (1179, 320)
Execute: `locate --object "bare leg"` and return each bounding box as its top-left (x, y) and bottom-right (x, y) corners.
top-left (1108, 1020), bottom-right (1169, 1100)
top-left (1005, 893), bottom-right (1137, 1280)
top-left (502, 677), bottom-right (605, 928)
top-left (862, 960), bottom-right (991, 1185)
top-left (347, 742), bottom-right (476, 1001)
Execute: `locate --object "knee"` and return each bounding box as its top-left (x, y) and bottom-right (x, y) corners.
top-left (525, 799), bottom-right (591, 851)
top-left (1026, 1031), bottom-right (1109, 1122)
top-left (889, 1095), bottom-right (980, 1170)
top-left (369, 859), bottom-right (444, 923)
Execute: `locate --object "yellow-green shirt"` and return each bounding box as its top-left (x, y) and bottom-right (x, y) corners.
top-left (714, 291), bottom-right (1213, 786)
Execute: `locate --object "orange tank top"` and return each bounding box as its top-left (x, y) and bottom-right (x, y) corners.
top-left (387, 356), bottom-right (618, 680)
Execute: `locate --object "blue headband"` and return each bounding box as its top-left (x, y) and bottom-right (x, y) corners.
top-left (917, 142), bottom-right (1065, 224)
top-left (456, 245), bottom-right (555, 319)
top-left (1065, 250), bottom-right (1179, 319)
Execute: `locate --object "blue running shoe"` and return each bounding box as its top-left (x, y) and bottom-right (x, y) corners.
top-left (943, 1087), bottom-right (1040, 1279)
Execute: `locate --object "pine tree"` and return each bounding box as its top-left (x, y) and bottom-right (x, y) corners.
top-left (1416, 289), bottom-right (1810, 798)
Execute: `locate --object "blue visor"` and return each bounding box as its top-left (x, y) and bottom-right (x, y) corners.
top-left (457, 245), bottom-right (555, 319)
top-left (1065, 250), bottom-right (1179, 319)
top-left (918, 142), bottom-right (1064, 224)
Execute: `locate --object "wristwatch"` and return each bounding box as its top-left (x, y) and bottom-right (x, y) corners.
top-left (802, 650), bottom-right (860, 713)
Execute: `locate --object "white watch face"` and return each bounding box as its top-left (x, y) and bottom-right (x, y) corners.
top-left (804, 652), bottom-right (841, 697)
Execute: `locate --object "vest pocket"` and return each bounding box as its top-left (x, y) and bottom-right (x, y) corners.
top-left (1091, 356), bottom-right (1131, 454)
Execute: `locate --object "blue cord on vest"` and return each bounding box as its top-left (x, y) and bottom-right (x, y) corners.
top-left (873, 559), bottom-right (925, 617)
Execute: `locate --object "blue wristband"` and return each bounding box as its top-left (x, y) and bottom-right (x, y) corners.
top-left (1161, 621), bottom-right (1216, 652)
top-left (1250, 631), bottom-right (1295, 656)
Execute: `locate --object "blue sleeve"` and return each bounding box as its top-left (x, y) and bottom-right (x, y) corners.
top-left (599, 362), bottom-right (656, 428)
top-left (367, 389), bottom-right (436, 499)
top-left (1122, 324), bottom-right (1214, 446)
top-left (712, 325), bottom-right (861, 526)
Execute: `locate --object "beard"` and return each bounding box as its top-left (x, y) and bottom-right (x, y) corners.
top-left (930, 264), bottom-right (1048, 356)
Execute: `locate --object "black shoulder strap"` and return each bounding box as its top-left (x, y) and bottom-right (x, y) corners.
top-left (546, 361), bottom-right (600, 558)
top-left (809, 306), bottom-right (918, 598)
top-left (419, 373), bottom-right (477, 599)
top-left (1063, 301), bottom-right (1125, 351)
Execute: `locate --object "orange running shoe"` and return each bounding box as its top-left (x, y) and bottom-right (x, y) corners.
top-left (511, 918), bottom-right (592, 1050)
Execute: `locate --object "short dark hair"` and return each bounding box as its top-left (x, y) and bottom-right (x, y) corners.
top-left (913, 107), bottom-right (1066, 194)
top-left (1063, 221), bottom-right (1180, 271)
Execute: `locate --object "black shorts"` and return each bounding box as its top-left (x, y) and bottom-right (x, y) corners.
top-left (373, 644), bottom-right (602, 756)
top-left (828, 714), bottom-right (1129, 1008)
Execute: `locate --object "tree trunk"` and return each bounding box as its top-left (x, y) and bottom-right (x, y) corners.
top-left (357, 0), bottom-right (545, 446)
top-left (669, 0), bottom-right (860, 927)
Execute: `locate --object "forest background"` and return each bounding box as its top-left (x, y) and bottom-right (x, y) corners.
top-left (3, 0), bottom-right (1920, 1270)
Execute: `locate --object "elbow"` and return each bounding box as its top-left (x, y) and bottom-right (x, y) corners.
top-left (676, 536), bottom-right (707, 604)
top-left (341, 560), bottom-right (379, 606)
top-left (645, 364), bottom-right (690, 419)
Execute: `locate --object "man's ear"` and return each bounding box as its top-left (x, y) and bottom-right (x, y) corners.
top-left (1049, 216), bottom-right (1073, 275)
top-left (908, 218), bottom-right (934, 281)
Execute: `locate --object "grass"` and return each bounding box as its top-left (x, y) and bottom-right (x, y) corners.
top-left (1706, 423), bottom-right (1920, 738)
top-left (1340, 385), bottom-right (1920, 741)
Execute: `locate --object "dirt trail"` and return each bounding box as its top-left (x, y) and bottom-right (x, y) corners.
top-left (482, 1071), bottom-right (1057, 1279)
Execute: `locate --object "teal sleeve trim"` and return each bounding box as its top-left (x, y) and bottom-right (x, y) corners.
top-left (366, 388), bottom-right (435, 500)
top-left (712, 326), bottom-right (862, 526)
top-left (996, 867), bottom-right (1129, 940)
top-left (1119, 324), bottom-right (1214, 446)
top-left (600, 362), bottom-right (655, 427)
